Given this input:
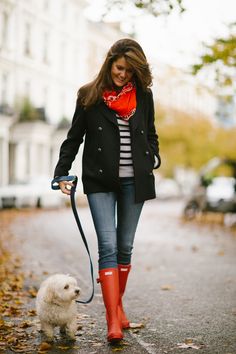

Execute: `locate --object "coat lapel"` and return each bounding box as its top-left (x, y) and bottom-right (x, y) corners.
top-left (99, 101), bottom-right (118, 126)
top-left (129, 86), bottom-right (143, 131)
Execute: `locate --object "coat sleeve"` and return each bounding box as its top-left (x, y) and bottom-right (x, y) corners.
top-left (147, 90), bottom-right (161, 169)
top-left (54, 103), bottom-right (86, 177)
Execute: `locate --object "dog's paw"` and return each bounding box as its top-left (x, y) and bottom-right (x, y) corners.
top-left (60, 326), bottom-right (66, 334)
top-left (66, 332), bottom-right (76, 341)
top-left (41, 333), bottom-right (54, 343)
top-left (41, 329), bottom-right (54, 342)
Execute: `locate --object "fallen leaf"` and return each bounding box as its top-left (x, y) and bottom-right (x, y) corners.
top-left (19, 321), bottom-right (32, 328)
top-left (39, 342), bottom-right (52, 351)
top-left (218, 250), bottom-right (225, 256)
top-left (92, 343), bottom-right (103, 347)
top-left (185, 338), bottom-right (193, 344)
top-left (191, 245), bottom-right (199, 252)
top-left (28, 287), bottom-right (37, 298)
top-left (112, 347), bottom-right (124, 352)
top-left (177, 342), bottom-right (201, 349)
top-left (175, 245), bottom-right (183, 251)
top-left (129, 322), bottom-right (145, 329)
top-left (28, 309), bottom-right (37, 316)
top-left (57, 345), bottom-right (72, 350)
top-left (161, 284), bottom-right (174, 291)
top-left (145, 266), bottom-right (152, 271)
top-left (7, 337), bottom-right (18, 344)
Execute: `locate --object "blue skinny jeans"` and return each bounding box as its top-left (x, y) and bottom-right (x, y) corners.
top-left (87, 177), bottom-right (144, 270)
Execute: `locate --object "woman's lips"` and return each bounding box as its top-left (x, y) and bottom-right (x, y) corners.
top-left (116, 78), bottom-right (125, 84)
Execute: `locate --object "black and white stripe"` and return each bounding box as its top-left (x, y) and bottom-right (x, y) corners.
top-left (117, 118), bottom-right (134, 177)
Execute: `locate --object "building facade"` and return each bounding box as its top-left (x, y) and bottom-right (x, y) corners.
top-left (0, 0), bottom-right (123, 187)
top-left (151, 62), bottom-right (217, 120)
top-left (1, 0), bottom-right (232, 190)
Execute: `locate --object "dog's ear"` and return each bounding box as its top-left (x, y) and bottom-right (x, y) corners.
top-left (44, 284), bottom-right (55, 303)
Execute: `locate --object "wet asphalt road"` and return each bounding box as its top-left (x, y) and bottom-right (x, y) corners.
top-left (9, 199), bottom-right (236, 354)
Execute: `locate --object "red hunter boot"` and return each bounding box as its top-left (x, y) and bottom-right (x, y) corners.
top-left (97, 268), bottom-right (123, 342)
top-left (118, 264), bottom-right (131, 329)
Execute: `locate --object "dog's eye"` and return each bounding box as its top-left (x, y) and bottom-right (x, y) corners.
top-left (64, 284), bottom-right (69, 289)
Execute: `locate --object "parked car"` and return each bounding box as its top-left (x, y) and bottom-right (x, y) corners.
top-left (155, 178), bottom-right (181, 199)
top-left (183, 158), bottom-right (236, 219)
top-left (0, 176), bottom-right (65, 209)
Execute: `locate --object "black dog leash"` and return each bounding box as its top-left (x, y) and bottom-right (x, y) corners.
top-left (51, 175), bottom-right (94, 304)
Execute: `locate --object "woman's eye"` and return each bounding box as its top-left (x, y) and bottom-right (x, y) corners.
top-left (64, 284), bottom-right (69, 289)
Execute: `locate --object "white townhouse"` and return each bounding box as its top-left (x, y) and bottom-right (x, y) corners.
top-left (1, 0), bottom-right (232, 191)
top-left (151, 62), bottom-right (217, 120)
top-left (0, 0), bottom-right (123, 187)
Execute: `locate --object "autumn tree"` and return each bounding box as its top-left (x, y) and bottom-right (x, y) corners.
top-left (192, 23), bottom-right (236, 95)
top-left (103, 0), bottom-right (185, 17)
top-left (156, 106), bottom-right (236, 177)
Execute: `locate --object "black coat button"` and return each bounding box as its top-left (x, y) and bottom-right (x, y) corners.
top-left (98, 147), bottom-right (102, 152)
top-left (140, 130), bottom-right (144, 134)
top-left (145, 151), bottom-right (149, 155)
top-left (149, 172), bottom-right (153, 175)
top-left (99, 169), bottom-right (103, 173)
top-left (98, 126), bottom-right (103, 131)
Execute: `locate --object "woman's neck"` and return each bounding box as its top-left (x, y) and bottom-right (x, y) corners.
top-left (112, 84), bottom-right (123, 93)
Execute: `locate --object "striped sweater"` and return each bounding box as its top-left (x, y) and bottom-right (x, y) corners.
top-left (117, 117), bottom-right (134, 177)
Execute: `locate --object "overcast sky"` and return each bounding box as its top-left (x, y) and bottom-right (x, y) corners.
top-left (136, 0), bottom-right (236, 69)
top-left (85, 0), bottom-right (236, 69)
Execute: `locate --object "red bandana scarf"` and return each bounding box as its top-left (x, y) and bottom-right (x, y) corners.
top-left (103, 82), bottom-right (136, 120)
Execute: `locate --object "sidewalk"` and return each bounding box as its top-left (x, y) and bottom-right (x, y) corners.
top-left (1, 201), bottom-right (236, 353)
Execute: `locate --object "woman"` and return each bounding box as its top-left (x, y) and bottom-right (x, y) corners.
top-left (54, 38), bottom-right (161, 343)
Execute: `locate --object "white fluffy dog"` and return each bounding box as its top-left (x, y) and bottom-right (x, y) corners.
top-left (36, 274), bottom-right (80, 341)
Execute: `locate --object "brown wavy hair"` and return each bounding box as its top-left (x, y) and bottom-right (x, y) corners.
top-left (77, 38), bottom-right (153, 109)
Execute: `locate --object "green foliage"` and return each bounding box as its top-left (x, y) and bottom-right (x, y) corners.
top-left (103, 0), bottom-right (185, 18)
top-left (156, 106), bottom-right (236, 177)
top-left (18, 98), bottom-right (46, 122)
top-left (57, 116), bottom-right (71, 130)
top-left (192, 23), bottom-right (236, 89)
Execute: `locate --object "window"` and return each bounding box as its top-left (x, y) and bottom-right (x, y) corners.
top-left (60, 41), bottom-right (66, 73)
top-left (0, 11), bottom-right (9, 49)
top-left (43, 86), bottom-right (48, 113)
top-left (24, 80), bottom-right (31, 98)
top-left (24, 22), bottom-right (31, 56)
top-left (1, 72), bottom-right (8, 105)
top-left (43, 0), bottom-right (49, 12)
top-left (61, 1), bottom-right (67, 21)
top-left (43, 31), bottom-right (49, 64)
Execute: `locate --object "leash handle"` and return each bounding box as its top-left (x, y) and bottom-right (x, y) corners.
top-left (51, 175), bottom-right (77, 190)
top-left (51, 175), bottom-right (94, 304)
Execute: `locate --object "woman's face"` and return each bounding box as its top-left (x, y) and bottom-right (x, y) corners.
top-left (111, 56), bottom-right (134, 88)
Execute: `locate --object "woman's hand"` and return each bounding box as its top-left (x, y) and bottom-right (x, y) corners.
top-left (58, 180), bottom-right (74, 195)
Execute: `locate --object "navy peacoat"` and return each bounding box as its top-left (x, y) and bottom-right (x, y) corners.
top-left (54, 87), bottom-right (161, 203)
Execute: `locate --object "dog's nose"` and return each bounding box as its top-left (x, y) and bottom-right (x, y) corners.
top-left (75, 288), bottom-right (80, 295)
